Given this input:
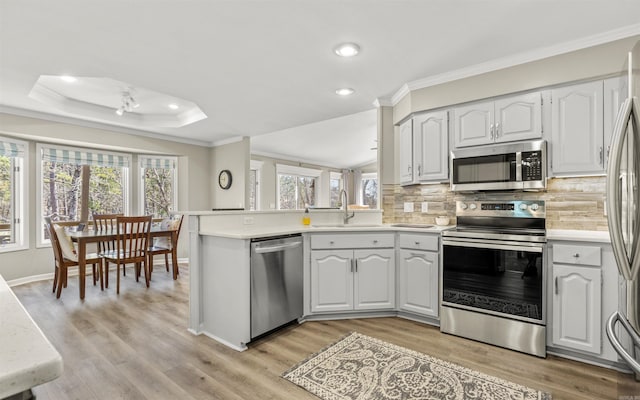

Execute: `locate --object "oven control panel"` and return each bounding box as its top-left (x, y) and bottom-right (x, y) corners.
top-left (456, 200), bottom-right (545, 217)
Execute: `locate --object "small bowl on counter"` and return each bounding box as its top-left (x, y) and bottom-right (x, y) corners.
top-left (435, 216), bottom-right (450, 226)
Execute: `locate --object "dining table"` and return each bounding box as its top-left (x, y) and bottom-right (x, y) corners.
top-left (67, 225), bottom-right (178, 300)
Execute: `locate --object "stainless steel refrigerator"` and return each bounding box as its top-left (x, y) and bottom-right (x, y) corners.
top-left (606, 40), bottom-right (640, 377)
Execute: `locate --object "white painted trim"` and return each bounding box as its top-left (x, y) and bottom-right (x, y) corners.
top-left (249, 159), bottom-right (264, 170)
top-left (252, 149), bottom-right (375, 170)
top-left (276, 163), bottom-right (322, 177)
top-left (0, 106), bottom-right (211, 147)
top-left (390, 23), bottom-right (640, 106)
top-left (211, 136), bottom-right (244, 147)
top-left (373, 98), bottom-right (394, 107)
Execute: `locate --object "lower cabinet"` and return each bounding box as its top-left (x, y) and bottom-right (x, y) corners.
top-left (552, 263), bottom-right (602, 354)
top-left (398, 249), bottom-right (439, 317)
top-left (310, 248), bottom-right (395, 313)
top-left (397, 233), bottom-right (440, 318)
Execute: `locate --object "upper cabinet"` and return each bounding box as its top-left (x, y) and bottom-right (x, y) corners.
top-left (550, 78), bottom-right (627, 176)
top-left (398, 118), bottom-right (413, 185)
top-left (413, 111), bottom-right (449, 182)
top-left (453, 92), bottom-right (542, 148)
top-left (398, 111), bottom-right (449, 186)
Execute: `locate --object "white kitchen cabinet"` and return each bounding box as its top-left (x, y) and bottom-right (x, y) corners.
top-left (398, 118), bottom-right (413, 184)
top-left (552, 263), bottom-right (602, 354)
top-left (310, 250), bottom-right (354, 313)
top-left (354, 249), bottom-right (395, 310)
top-left (398, 233), bottom-right (439, 318)
top-left (550, 81), bottom-right (604, 175)
top-left (310, 234), bottom-right (395, 314)
top-left (413, 111), bottom-right (449, 182)
top-left (453, 92), bottom-right (542, 148)
top-left (603, 76), bottom-right (628, 169)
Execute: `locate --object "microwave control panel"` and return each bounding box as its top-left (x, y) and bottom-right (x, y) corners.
top-left (521, 151), bottom-right (543, 181)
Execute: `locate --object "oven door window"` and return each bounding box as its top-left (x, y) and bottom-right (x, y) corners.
top-left (452, 153), bottom-right (516, 184)
top-left (443, 243), bottom-right (543, 322)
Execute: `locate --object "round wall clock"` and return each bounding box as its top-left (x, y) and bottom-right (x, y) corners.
top-left (218, 169), bottom-right (232, 190)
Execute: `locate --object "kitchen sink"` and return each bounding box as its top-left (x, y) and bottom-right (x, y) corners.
top-left (390, 223), bottom-right (434, 229)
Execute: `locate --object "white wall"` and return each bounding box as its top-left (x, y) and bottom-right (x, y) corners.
top-left (210, 138), bottom-right (250, 210)
top-left (0, 113), bottom-right (211, 281)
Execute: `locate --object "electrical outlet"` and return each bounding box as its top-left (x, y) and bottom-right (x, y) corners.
top-left (404, 202), bottom-right (414, 213)
top-left (243, 216), bottom-right (255, 225)
top-left (421, 202), bottom-right (429, 213)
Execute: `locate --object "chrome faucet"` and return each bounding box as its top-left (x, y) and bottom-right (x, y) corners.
top-left (340, 189), bottom-right (355, 224)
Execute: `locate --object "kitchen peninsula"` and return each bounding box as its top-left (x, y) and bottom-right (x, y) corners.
top-left (186, 209), bottom-right (450, 351)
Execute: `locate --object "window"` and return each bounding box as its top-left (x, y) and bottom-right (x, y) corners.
top-left (0, 137), bottom-right (27, 252)
top-left (140, 156), bottom-right (177, 218)
top-left (361, 172), bottom-right (378, 209)
top-left (249, 160), bottom-right (263, 211)
top-left (329, 171), bottom-right (343, 208)
top-left (276, 164), bottom-right (321, 210)
top-left (38, 145), bottom-right (130, 245)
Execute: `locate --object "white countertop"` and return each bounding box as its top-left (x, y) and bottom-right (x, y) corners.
top-left (199, 223), bottom-right (454, 239)
top-left (547, 229), bottom-right (611, 243)
top-left (0, 274), bottom-right (63, 398)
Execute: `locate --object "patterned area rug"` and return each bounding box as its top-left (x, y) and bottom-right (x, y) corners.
top-left (283, 332), bottom-right (551, 400)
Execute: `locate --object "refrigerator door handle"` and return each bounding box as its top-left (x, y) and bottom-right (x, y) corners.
top-left (606, 97), bottom-right (640, 280)
top-left (607, 311), bottom-right (640, 375)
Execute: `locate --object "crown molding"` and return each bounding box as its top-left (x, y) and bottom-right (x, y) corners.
top-left (0, 106), bottom-right (211, 147)
top-left (210, 136), bottom-right (245, 147)
top-left (372, 97), bottom-right (394, 108)
top-left (251, 149), bottom-right (369, 171)
top-left (390, 23), bottom-right (640, 106)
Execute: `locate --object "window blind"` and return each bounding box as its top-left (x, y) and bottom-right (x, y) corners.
top-left (0, 138), bottom-right (26, 158)
top-left (41, 147), bottom-right (130, 168)
top-left (140, 156), bottom-right (176, 169)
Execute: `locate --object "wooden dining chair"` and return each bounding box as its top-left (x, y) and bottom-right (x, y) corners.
top-left (45, 217), bottom-right (104, 298)
top-left (92, 213), bottom-right (124, 285)
top-left (104, 215), bottom-right (152, 294)
top-left (148, 214), bottom-right (184, 280)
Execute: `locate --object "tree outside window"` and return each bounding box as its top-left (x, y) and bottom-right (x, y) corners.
top-left (141, 157), bottom-right (176, 218)
top-left (278, 174), bottom-right (316, 210)
top-left (361, 173), bottom-right (378, 209)
top-left (329, 172), bottom-right (343, 208)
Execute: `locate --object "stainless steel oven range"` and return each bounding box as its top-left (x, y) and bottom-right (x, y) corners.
top-left (441, 200), bottom-right (546, 357)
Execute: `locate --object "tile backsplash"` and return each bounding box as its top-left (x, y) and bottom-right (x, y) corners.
top-left (382, 176), bottom-right (607, 231)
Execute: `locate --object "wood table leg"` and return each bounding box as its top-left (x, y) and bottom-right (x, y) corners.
top-left (78, 238), bottom-right (86, 300)
top-left (171, 231), bottom-right (178, 280)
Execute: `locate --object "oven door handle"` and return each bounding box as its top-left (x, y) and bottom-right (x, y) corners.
top-left (443, 239), bottom-right (543, 253)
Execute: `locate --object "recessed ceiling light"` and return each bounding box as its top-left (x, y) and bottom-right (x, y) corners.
top-left (168, 103), bottom-right (179, 110)
top-left (334, 43), bottom-right (360, 57)
top-left (335, 88), bottom-right (355, 96)
top-left (60, 75), bottom-right (77, 83)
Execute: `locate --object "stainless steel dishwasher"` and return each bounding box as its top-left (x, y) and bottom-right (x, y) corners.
top-left (250, 234), bottom-right (303, 339)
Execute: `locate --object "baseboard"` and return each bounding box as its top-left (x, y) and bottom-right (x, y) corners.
top-left (7, 258), bottom-right (189, 287)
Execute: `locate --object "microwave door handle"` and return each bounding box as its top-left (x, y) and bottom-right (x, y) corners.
top-left (515, 152), bottom-right (522, 182)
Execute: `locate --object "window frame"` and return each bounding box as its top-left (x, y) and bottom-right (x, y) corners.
top-left (329, 171), bottom-right (343, 208)
top-left (139, 155), bottom-right (178, 218)
top-left (249, 160), bottom-right (263, 211)
top-left (36, 143), bottom-right (131, 248)
top-left (359, 172), bottom-right (378, 209)
top-left (276, 164), bottom-right (321, 210)
top-left (0, 136), bottom-right (28, 253)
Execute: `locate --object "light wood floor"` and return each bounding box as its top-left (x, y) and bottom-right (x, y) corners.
top-left (11, 264), bottom-right (640, 400)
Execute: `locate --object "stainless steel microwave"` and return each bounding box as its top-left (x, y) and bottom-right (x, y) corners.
top-left (450, 140), bottom-right (546, 192)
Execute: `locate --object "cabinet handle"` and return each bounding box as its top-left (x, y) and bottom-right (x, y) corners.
top-left (329, 241), bottom-right (334, 245)
top-left (599, 146), bottom-right (604, 165)
top-left (415, 241), bottom-right (420, 245)
top-left (573, 253), bottom-right (580, 258)
top-left (351, 258), bottom-right (354, 273)
top-left (355, 259), bottom-right (358, 273)
top-left (417, 164), bottom-right (421, 176)
top-left (495, 122), bottom-right (500, 138)
top-left (490, 124), bottom-right (494, 140)
top-left (555, 277), bottom-right (558, 295)
top-left (373, 240), bottom-right (378, 245)
top-left (408, 165), bottom-right (412, 173)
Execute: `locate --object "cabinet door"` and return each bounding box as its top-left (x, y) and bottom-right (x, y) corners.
top-left (354, 249), bottom-right (395, 310)
top-left (398, 249), bottom-right (439, 317)
top-left (398, 119), bottom-right (414, 184)
top-left (453, 101), bottom-right (494, 148)
top-left (552, 264), bottom-right (602, 354)
top-left (414, 111), bottom-right (449, 182)
top-left (603, 76), bottom-right (628, 169)
top-left (494, 92), bottom-right (542, 143)
top-left (310, 250), bottom-right (354, 313)
top-left (551, 81), bottom-right (604, 175)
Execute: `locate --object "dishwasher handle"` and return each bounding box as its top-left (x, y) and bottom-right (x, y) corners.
top-left (254, 240), bottom-right (302, 254)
